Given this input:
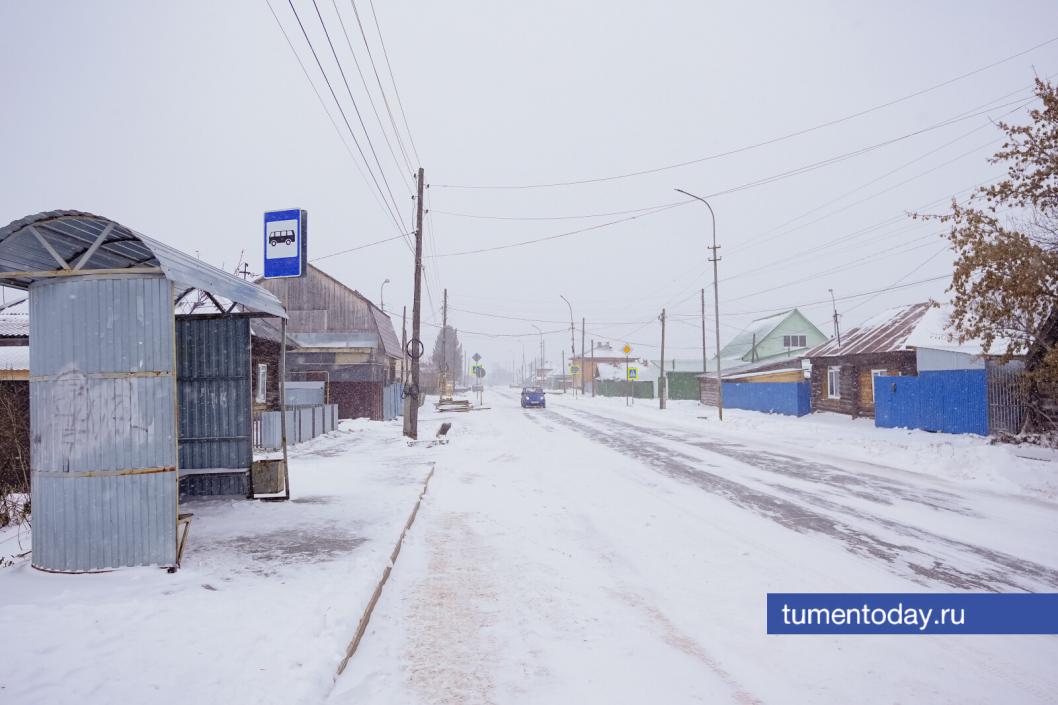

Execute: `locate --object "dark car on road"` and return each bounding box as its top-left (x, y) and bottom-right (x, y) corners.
top-left (521, 387), bottom-right (546, 409)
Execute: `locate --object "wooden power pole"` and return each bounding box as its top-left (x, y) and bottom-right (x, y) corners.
top-left (659, 308), bottom-right (667, 410)
top-left (403, 167), bottom-right (425, 439)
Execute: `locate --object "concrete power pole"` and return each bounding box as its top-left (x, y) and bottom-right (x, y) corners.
top-left (402, 167), bottom-right (425, 439)
top-left (700, 288), bottom-right (707, 378)
top-left (659, 308), bottom-right (667, 410)
top-left (580, 317), bottom-right (586, 395)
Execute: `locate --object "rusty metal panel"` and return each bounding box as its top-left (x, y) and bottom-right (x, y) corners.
top-left (176, 316), bottom-right (251, 471)
top-left (29, 275), bottom-right (178, 572)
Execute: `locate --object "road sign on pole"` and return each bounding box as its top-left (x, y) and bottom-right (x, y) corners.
top-left (472, 353), bottom-right (482, 363)
top-left (622, 344), bottom-right (632, 355)
top-left (263, 209), bottom-right (307, 278)
top-left (627, 367), bottom-right (638, 381)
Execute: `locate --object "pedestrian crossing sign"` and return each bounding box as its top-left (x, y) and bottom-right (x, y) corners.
top-left (627, 367), bottom-right (638, 381)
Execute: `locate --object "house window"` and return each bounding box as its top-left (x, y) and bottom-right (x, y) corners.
top-left (869, 369), bottom-right (887, 402)
top-left (783, 335), bottom-right (807, 348)
top-left (256, 363), bottom-right (268, 404)
top-left (827, 366), bottom-right (841, 399)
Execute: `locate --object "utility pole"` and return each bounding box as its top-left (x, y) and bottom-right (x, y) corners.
top-left (659, 308), bottom-right (667, 410)
top-left (700, 288), bottom-right (708, 380)
top-left (590, 339), bottom-right (595, 397)
top-left (829, 288), bottom-right (842, 347)
top-left (580, 317), bottom-right (586, 396)
top-left (403, 167), bottom-right (425, 439)
top-left (676, 188), bottom-right (723, 421)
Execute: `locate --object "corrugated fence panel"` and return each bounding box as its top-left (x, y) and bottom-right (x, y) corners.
top-left (382, 383), bottom-right (403, 420)
top-left (29, 275), bottom-right (178, 572)
top-left (721, 381), bottom-right (811, 416)
top-left (874, 370), bottom-right (988, 435)
top-left (176, 316), bottom-right (251, 471)
top-left (256, 403), bottom-right (339, 450)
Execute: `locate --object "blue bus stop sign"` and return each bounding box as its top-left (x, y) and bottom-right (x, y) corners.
top-left (263, 209), bottom-right (307, 278)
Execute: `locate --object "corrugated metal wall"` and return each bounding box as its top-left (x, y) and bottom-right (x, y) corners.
top-left (176, 316), bottom-right (252, 470)
top-left (665, 372), bottom-right (702, 400)
top-left (722, 381), bottom-right (811, 416)
top-left (382, 382), bottom-right (403, 420)
top-left (874, 370), bottom-right (989, 435)
top-left (30, 275), bottom-right (177, 572)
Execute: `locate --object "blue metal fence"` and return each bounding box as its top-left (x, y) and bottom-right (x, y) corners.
top-left (722, 381), bottom-right (811, 416)
top-left (874, 369), bottom-right (988, 435)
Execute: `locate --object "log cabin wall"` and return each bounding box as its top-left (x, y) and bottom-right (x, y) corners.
top-left (809, 350), bottom-right (916, 418)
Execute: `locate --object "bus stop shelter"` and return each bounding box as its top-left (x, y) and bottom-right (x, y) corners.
top-left (0, 210), bottom-right (288, 572)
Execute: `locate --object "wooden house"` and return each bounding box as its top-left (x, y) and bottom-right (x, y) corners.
top-left (805, 302), bottom-right (931, 418)
top-left (254, 265), bottom-right (403, 421)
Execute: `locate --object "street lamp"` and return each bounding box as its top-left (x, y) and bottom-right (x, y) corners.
top-left (559, 295), bottom-right (576, 397)
top-left (675, 188), bottom-right (724, 421)
top-left (379, 278), bottom-right (390, 312)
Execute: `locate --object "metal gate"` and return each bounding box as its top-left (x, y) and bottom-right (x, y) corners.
top-left (987, 362), bottom-right (1027, 434)
top-left (176, 316), bottom-right (252, 470)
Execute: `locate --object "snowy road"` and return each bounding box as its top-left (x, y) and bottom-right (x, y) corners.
top-left (335, 390), bottom-right (1058, 705)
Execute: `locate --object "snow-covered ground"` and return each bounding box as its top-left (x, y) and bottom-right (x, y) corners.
top-left (2, 392), bottom-right (1057, 704)
top-left (0, 420), bottom-right (435, 705)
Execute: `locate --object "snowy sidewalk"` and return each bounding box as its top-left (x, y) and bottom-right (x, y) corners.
top-left (332, 390), bottom-right (1058, 705)
top-left (0, 420), bottom-right (435, 705)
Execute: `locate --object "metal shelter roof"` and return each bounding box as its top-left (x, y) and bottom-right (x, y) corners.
top-left (0, 211), bottom-right (286, 318)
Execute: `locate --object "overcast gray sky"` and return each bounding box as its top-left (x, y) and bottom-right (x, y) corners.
top-left (2, 1), bottom-right (1056, 372)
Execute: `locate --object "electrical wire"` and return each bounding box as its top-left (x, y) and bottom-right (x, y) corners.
top-left (432, 35), bottom-right (1058, 189)
top-left (350, 0), bottom-right (416, 174)
top-left (265, 0), bottom-right (400, 231)
top-left (366, 0), bottom-right (421, 166)
top-left (329, 0), bottom-right (413, 195)
top-left (306, 0), bottom-right (409, 231)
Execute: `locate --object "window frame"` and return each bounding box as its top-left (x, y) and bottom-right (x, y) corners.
top-left (256, 363), bottom-right (268, 404)
top-left (827, 365), bottom-right (841, 399)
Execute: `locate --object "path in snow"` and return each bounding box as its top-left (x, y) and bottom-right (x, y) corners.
top-left (332, 391), bottom-right (1058, 705)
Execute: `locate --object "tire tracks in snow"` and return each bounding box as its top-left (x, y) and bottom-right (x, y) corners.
top-left (544, 406), bottom-right (1058, 592)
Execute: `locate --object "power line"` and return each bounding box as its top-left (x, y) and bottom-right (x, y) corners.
top-left (349, 0), bottom-right (416, 174)
top-left (281, 0), bottom-right (406, 234)
top-left (265, 0), bottom-right (399, 230)
top-left (428, 96), bottom-right (1032, 259)
top-left (329, 0), bottom-right (413, 194)
top-left (306, 0), bottom-right (409, 230)
top-left (311, 232), bottom-right (411, 262)
top-left (366, 0), bottom-right (422, 166)
top-left (430, 199), bottom-right (689, 222)
top-left (430, 201), bottom-right (687, 258)
top-left (433, 35), bottom-right (1058, 190)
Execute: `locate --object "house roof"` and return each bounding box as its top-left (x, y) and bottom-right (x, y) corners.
top-left (0, 211), bottom-right (286, 318)
top-left (0, 314), bottom-right (28, 338)
top-left (806, 302), bottom-right (931, 358)
top-left (719, 309), bottom-right (792, 361)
